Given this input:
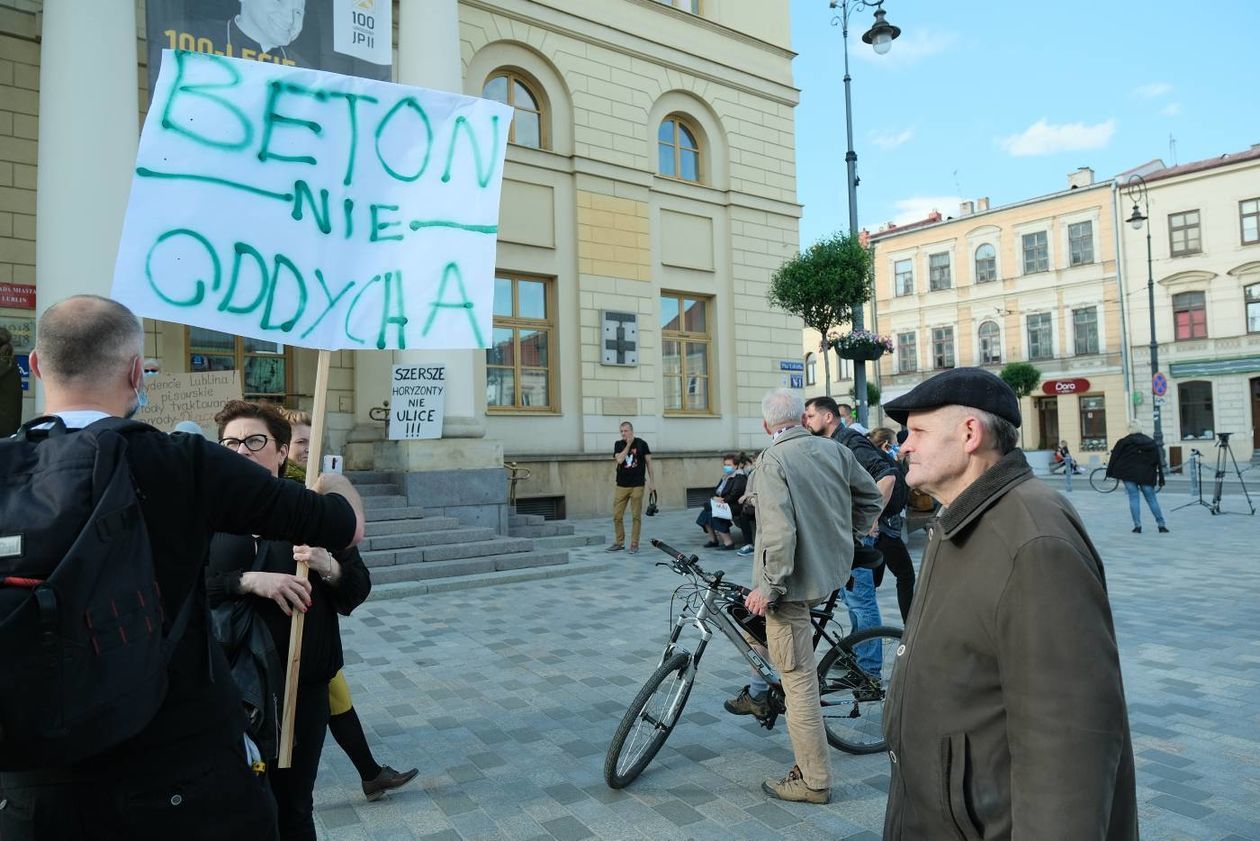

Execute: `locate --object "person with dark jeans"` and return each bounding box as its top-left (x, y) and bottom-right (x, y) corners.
top-left (868, 427), bottom-right (915, 621)
top-left (1, 296), bottom-right (365, 841)
top-left (207, 400), bottom-right (371, 841)
top-left (1106, 423), bottom-right (1169, 534)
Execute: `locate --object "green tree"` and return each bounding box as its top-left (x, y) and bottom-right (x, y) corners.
top-left (848, 381), bottom-right (881, 408)
top-left (768, 232), bottom-right (873, 396)
top-left (1000, 362), bottom-right (1041, 447)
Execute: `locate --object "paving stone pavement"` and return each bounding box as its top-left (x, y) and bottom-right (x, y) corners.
top-left (313, 478), bottom-right (1259, 840)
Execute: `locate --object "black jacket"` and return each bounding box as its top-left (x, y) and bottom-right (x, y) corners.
top-left (712, 471), bottom-right (748, 518)
top-left (1106, 433), bottom-right (1163, 487)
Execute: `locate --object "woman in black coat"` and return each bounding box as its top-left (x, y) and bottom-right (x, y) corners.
top-left (695, 452), bottom-right (748, 550)
top-left (1106, 423), bottom-right (1168, 533)
top-left (0, 328), bottom-right (22, 437)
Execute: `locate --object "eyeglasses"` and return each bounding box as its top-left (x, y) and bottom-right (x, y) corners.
top-left (219, 434), bottom-right (274, 453)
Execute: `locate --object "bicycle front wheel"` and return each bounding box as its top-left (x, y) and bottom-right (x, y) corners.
top-left (817, 626), bottom-right (902, 755)
top-left (604, 651), bottom-right (695, 788)
top-left (1090, 467), bottom-right (1119, 493)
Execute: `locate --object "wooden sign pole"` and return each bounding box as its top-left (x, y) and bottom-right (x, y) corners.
top-left (277, 349), bottom-right (333, 768)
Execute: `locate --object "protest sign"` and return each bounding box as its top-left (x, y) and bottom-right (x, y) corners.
top-left (388, 363), bottom-right (445, 440)
top-left (112, 50), bottom-right (512, 352)
top-left (144, 0), bottom-right (391, 104)
top-left (134, 370), bottom-right (243, 434)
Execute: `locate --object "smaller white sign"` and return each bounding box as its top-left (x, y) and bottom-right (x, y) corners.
top-left (333, 0), bottom-right (391, 66)
top-left (389, 363), bottom-right (446, 440)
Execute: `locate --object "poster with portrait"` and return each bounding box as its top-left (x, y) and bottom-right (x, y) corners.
top-left (145, 0), bottom-right (391, 102)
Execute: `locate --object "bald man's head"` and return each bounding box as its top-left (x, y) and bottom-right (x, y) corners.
top-left (35, 295), bottom-right (143, 385)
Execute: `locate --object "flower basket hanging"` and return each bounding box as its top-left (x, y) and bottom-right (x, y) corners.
top-left (831, 330), bottom-right (894, 362)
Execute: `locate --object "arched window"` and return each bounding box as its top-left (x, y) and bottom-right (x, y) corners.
top-left (658, 115), bottom-right (700, 181)
top-left (978, 320), bottom-right (1001, 364)
top-left (1246, 282), bottom-right (1260, 333)
top-left (974, 243), bottom-right (997, 283)
top-left (482, 70), bottom-right (544, 149)
top-left (805, 353), bottom-right (816, 386)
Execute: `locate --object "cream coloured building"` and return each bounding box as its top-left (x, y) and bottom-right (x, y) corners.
top-left (0, 0), bottom-right (803, 518)
top-left (1116, 147), bottom-right (1260, 464)
top-left (865, 169), bottom-right (1130, 462)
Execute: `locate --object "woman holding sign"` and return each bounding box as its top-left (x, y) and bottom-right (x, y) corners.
top-left (694, 453), bottom-right (748, 550)
top-left (206, 400), bottom-right (371, 840)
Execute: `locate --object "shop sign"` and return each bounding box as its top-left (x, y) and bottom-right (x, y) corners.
top-left (1041, 378), bottom-right (1091, 395)
top-left (0, 283), bottom-right (35, 310)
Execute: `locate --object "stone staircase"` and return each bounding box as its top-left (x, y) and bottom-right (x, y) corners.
top-left (349, 471), bottom-right (572, 591)
top-left (507, 512), bottom-right (605, 550)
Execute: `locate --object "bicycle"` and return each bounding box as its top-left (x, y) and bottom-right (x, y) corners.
top-left (603, 538), bottom-right (902, 789)
top-left (1090, 465), bottom-right (1119, 493)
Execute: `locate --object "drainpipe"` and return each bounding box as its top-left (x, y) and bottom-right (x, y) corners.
top-left (1111, 179), bottom-right (1134, 420)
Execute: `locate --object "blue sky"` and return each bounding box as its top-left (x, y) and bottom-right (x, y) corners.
top-left (790, 0), bottom-right (1260, 247)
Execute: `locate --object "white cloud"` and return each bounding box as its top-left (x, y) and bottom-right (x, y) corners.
top-left (853, 28), bottom-right (956, 66)
top-left (1160, 102), bottom-right (1182, 117)
top-left (870, 127), bottom-right (913, 150)
top-left (888, 196), bottom-right (964, 226)
top-left (1133, 82), bottom-right (1172, 99)
top-left (997, 118), bottom-right (1116, 157)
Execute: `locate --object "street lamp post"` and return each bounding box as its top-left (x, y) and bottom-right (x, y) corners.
top-left (830, 0), bottom-right (899, 427)
top-left (1125, 174), bottom-right (1167, 469)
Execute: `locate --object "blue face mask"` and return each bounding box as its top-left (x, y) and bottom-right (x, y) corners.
top-left (125, 384), bottom-right (149, 419)
top-left (722, 465), bottom-right (735, 474)
top-left (890, 444), bottom-right (900, 458)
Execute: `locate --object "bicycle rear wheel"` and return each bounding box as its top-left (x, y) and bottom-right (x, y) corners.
top-left (604, 651), bottom-right (695, 788)
top-left (817, 626), bottom-right (902, 755)
top-left (1090, 467), bottom-right (1119, 493)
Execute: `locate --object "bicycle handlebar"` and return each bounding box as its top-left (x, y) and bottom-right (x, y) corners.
top-left (650, 539), bottom-right (729, 586)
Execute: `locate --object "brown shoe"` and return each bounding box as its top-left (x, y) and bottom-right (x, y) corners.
top-left (362, 765), bottom-right (419, 801)
top-left (723, 686), bottom-right (771, 718)
top-left (762, 765), bottom-right (830, 804)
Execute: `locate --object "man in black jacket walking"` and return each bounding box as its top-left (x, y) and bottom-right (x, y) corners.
top-left (1106, 422), bottom-right (1169, 534)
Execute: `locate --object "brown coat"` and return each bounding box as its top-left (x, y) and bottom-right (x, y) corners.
top-left (883, 450), bottom-right (1137, 840)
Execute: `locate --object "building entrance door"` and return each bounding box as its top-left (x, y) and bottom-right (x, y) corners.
top-left (1251, 376), bottom-right (1260, 453)
top-left (1035, 396), bottom-right (1059, 450)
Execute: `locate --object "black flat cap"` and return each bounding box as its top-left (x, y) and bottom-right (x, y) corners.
top-left (884, 367), bottom-right (1021, 427)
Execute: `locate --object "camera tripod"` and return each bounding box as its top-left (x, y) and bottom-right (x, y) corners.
top-left (1174, 433), bottom-right (1255, 516)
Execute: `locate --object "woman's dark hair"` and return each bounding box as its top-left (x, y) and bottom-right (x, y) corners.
top-left (723, 452), bottom-right (739, 463)
top-left (214, 399), bottom-right (292, 450)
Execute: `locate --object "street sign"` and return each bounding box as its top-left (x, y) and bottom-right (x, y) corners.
top-left (1152, 372), bottom-right (1168, 397)
top-left (779, 360), bottom-right (804, 372)
top-left (789, 374), bottom-right (804, 389)
top-left (1154, 396), bottom-right (1167, 406)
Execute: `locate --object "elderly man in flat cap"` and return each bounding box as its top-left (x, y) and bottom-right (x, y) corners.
top-left (880, 367), bottom-right (1137, 841)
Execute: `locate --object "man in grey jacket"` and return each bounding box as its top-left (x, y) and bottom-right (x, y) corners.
top-left (881, 368), bottom-right (1137, 840)
top-left (745, 389), bottom-right (883, 804)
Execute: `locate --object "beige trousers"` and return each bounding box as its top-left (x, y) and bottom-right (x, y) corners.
top-left (765, 601), bottom-right (831, 789)
top-left (612, 485), bottom-right (644, 545)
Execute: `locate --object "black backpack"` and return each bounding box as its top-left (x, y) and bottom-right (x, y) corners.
top-left (0, 416), bottom-right (193, 769)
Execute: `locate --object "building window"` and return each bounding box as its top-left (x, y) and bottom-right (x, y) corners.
top-left (187, 327), bottom-right (290, 403)
top-left (1172, 291), bottom-right (1207, 340)
top-left (897, 332), bottom-right (916, 373)
top-left (1241, 198), bottom-right (1260, 245)
top-left (661, 292), bottom-right (711, 413)
top-left (482, 70), bottom-right (544, 149)
top-left (1168, 210), bottom-right (1201, 256)
top-left (931, 326), bottom-right (954, 369)
top-left (1068, 221), bottom-right (1094, 266)
top-left (487, 273), bottom-right (555, 410)
top-left (894, 259), bottom-right (914, 296)
top-left (928, 253), bottom-right (951, 291)
top-left (1079, 395), bottom-right (1107, 452)
top-left (805, 353), bottom-right (817, 386)
top-left (974, 244), bottom-right (997, 283)
top-left (653, 0), bottom-right (700, 11)
top-left (1178, 380), bottom-right (1214, 439)
top-left (1247, 283), bottom-right (1260, 333)
top-left (1022, 231), bottom-right (1049, 274)
top-left (1073, 306), bottom-right (1099, 355)
top-left (658, 115), bottom-right (700, 182)
top-left (978, 320), bottom-right (1001, 364)
top-left (1026, 312), bottom-right (1053, 360)
top-left (833, 351), bottom-right (849, 381)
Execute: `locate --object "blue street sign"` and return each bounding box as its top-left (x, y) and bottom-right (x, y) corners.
top-left (789, 374), bottom-right (804, 389)
top-left (16, 354), bottom-right (29, 391)
top-left (779, 360), bottom-right (804, 372)
top-left (1152, 372), bottom-right (1168, 397)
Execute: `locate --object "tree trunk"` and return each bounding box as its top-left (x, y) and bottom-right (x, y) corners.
top-left (821, 343), bottom-right (832, 397)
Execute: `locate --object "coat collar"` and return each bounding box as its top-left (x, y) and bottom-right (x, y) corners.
top-left (767, 425), bottom-right (812, 448)
top-left (938, 449), bottom-right (1034, 539)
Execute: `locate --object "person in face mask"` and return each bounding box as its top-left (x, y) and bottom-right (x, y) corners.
top-left (694, 452), bottom-right (747, 550)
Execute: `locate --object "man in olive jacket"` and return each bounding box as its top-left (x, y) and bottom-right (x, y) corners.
top-left (745, 389), bottom-right (883, 804)
top-left (881, 368), bottom-right (1137, 840)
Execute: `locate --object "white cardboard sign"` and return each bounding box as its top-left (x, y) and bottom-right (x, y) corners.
top-left (113, 50), bottom-right (513, 351)
top-left (388, 363), bottom-right (445, 440)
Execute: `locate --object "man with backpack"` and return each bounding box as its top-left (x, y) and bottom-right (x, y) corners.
top-left (0, 295), bottom-right (366, 841)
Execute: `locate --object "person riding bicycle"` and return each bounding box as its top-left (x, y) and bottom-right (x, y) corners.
top-left (735, 389), bottom-right (882, 805)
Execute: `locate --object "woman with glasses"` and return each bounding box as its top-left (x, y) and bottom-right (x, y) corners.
top-left (205, 400), bottom-right (371, 841)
